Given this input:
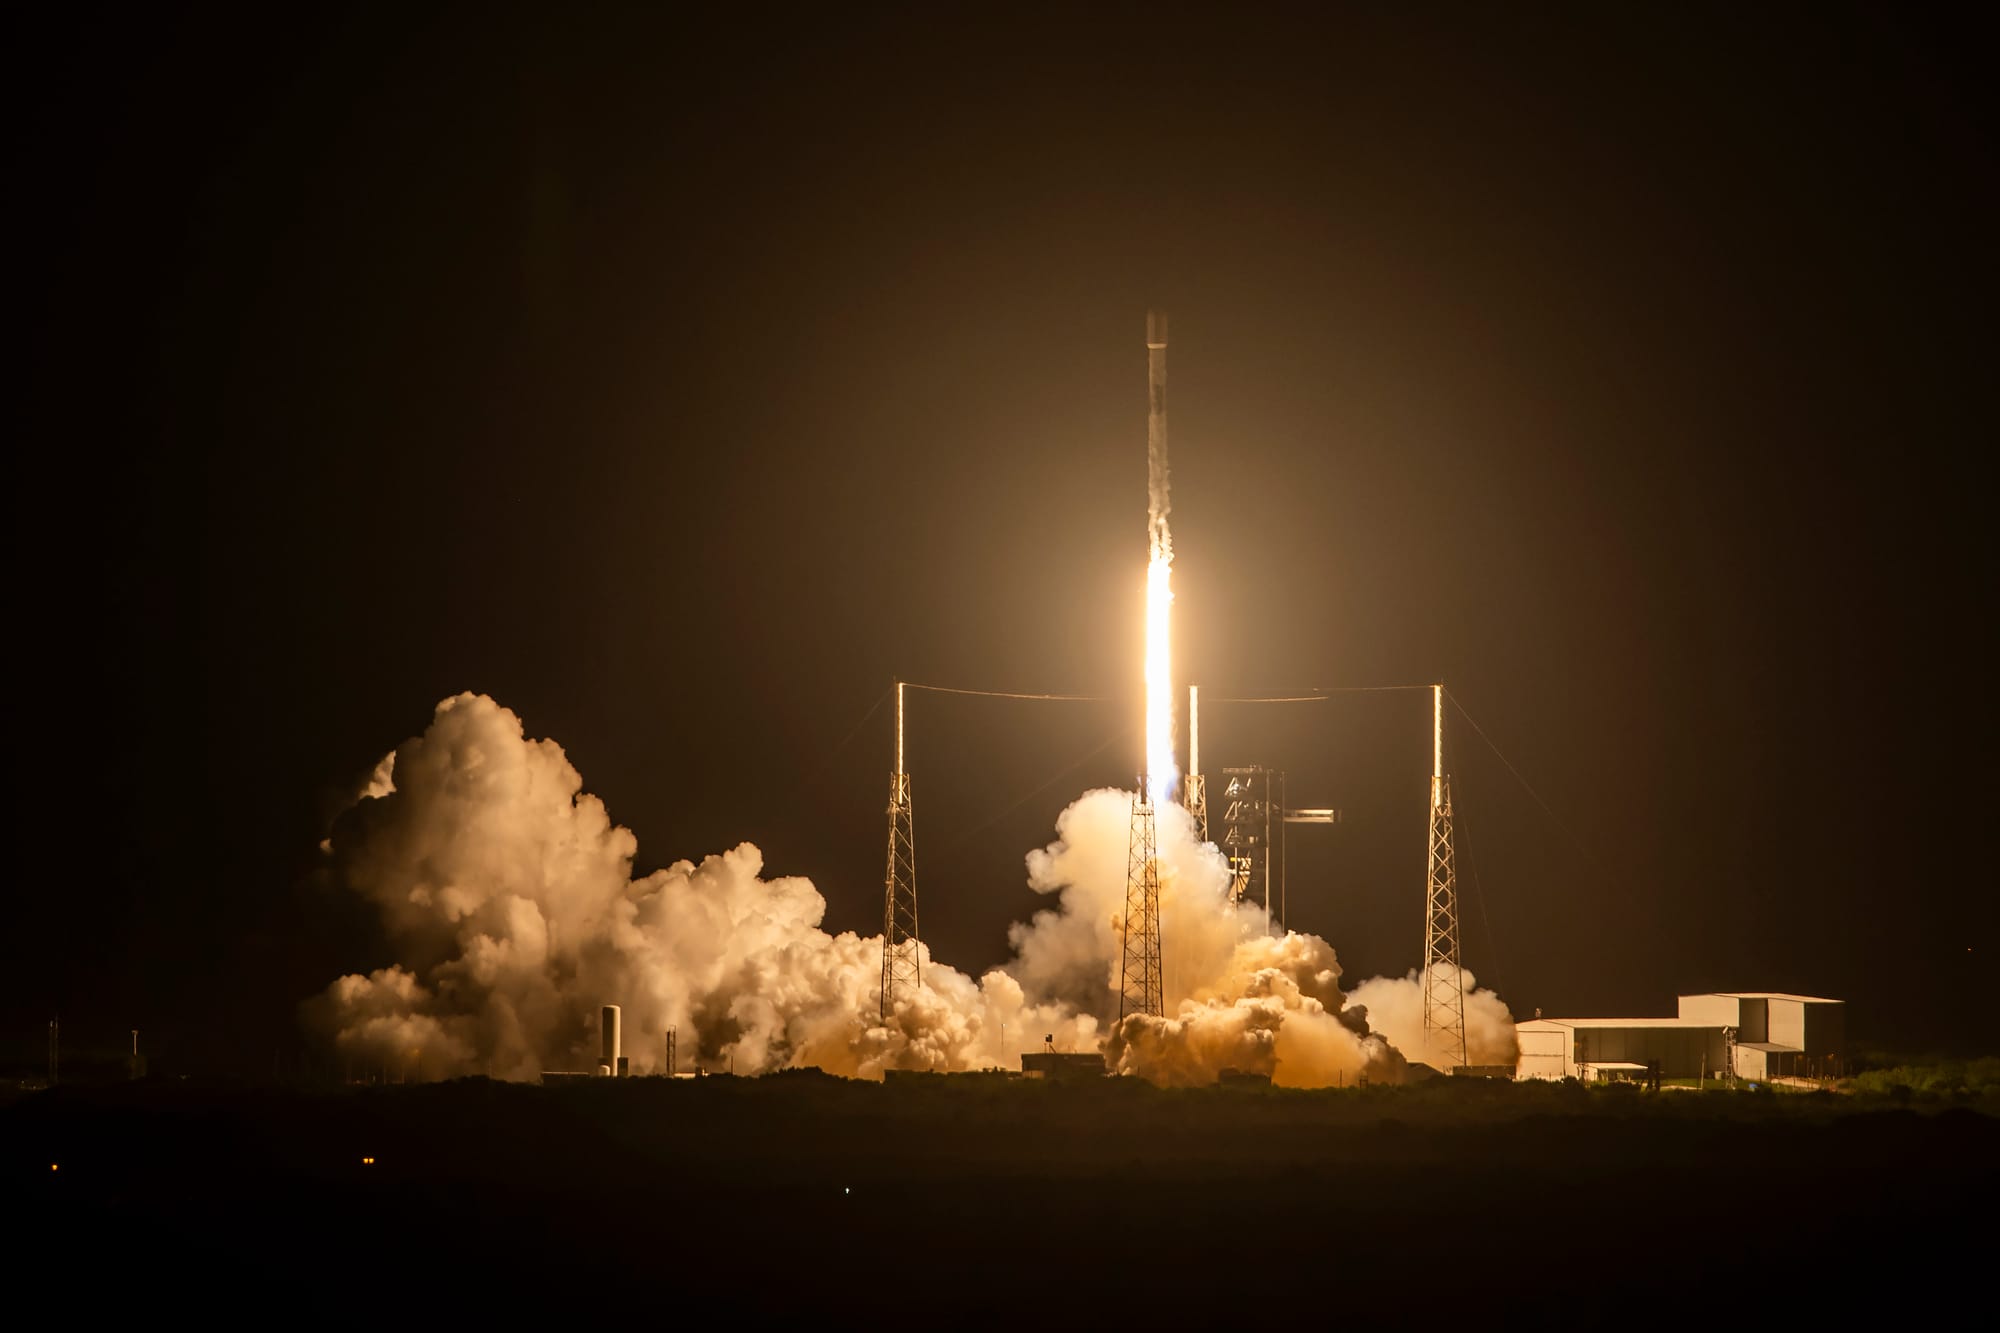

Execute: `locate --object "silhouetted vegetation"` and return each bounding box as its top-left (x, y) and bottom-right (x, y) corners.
top-left (1848, 1056), bottom-right (2000, 1102)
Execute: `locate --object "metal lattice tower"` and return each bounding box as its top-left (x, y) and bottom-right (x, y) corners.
top-left (880, 682), bottom-right (920, 1020)
top-left (1119, 786), bottom-right (1164, 1019)
top-left (1421, 683), bottom-right (1468, 1069)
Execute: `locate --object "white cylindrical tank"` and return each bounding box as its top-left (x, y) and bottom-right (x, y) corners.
top-left (601, 1005), bottom-right (622, 1074)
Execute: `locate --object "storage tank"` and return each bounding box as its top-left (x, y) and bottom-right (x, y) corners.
top-left (600, 1005), bottom-right (622, 1075)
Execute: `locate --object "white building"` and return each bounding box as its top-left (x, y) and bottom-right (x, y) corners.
top-left (1514, 1016), bottom-right (1728, 1082)
top-left (1676, 992), bottom-right (1846, 1081)
top-left (1514, 993), bottom-right (1844, 1082)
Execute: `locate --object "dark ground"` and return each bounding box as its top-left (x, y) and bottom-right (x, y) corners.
top-left (10, 1073), bottom-right (1992, 1321)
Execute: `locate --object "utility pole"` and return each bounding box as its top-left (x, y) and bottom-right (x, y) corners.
top-left (880, 680), bottom-right (920, 1019)
top-left (1421, 683), bottom-right (1468, 1070)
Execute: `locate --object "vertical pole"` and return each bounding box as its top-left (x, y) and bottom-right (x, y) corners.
top-left (895, 679), bottom-right (904, 777)
top-left (1262, 775), bottom-right (1272, 927)
top-left (1182, 685), bottom-right (1208, 842)
top-left (1280, 770), bottom-right (1289, 928)
top-left (1434, 683), bottom-right (1444, 784)
top-left (1189, 684), bottom-right (1200, 778)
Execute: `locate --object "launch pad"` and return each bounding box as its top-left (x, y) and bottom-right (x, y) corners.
top-left (869, 314), bottom-right (1478, 1069)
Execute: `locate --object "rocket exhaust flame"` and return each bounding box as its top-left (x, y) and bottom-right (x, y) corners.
top-left (1145, 311), bottom-right (1176, 806)
top-left (1146, 556), bottom-right (1173, 804)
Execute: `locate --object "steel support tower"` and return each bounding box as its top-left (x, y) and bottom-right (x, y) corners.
top-left (880, 682), bottom-right (920, 1019)
top-left (1421, 683), bottom-right (1468, 1069)
top-left (1119, 785), bottom-right (1164, 1019)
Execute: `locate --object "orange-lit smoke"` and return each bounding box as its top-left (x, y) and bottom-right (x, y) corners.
top-left (307, 694), bottom-right (1514, 1085)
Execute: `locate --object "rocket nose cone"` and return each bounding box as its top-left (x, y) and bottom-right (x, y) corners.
top-left (1146, 310), bottom-right (1168, 348)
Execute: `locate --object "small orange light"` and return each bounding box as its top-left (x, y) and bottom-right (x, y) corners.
top-left (362, 1156), bottom-right (375, 1165)
top-left (50, 1163), bottom-right (59, 1172)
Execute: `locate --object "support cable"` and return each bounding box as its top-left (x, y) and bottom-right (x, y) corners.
top-left (778, 686), bottom-right (892, 805)
top-left (1204, 685), bottom-right (1431, 702)
top-left (1447, 788), bottom-right (1506, 1001)
top-left (830, 686), bottom-right (894, 756)
top-left (937, 727), bottom-right (1131, 857)
top-left (1444, 688), bottom-right (1604, 874)
top-left (901, 682), bottom-right (1110, 702)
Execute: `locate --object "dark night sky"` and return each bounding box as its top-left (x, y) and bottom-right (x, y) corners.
top-left (11, 4), bottom-right (1992, 1070)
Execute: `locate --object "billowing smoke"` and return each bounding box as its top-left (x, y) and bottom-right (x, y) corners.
top-left (308, 694), bottom-right (1514, 1085)
top-left (1348, 965), bottom-right (1520, 1070)
top-left (306, 694), bottom-right (1091, 1080)
top-left (1012, 789), bottom-right (1405, 1086)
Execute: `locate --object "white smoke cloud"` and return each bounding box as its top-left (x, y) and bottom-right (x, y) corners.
top-left (1015, 789), bottom-right (1406, 1087)
top-left (308, 694), bottom-right (1514, 1085)
top-left (1347, 965), bottom-right (1521, 1070)
top-left (307, 694), bottom-right (1092, 1080)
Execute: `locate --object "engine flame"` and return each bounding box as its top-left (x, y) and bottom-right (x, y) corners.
top-left (1145, 540), bottom-right (1176, 807)
top-left (1143, 310), bottom-right (1176, 808)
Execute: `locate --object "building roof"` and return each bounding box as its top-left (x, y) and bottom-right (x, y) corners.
top-left (1703, 992), bottom-right (1842, 1004)
top-left (1517, 1017), bottom-right (1724, 1030)
top-left (1583, 1061), bottom-right (1651, 1070)
top-left (1735, 1042), bottom-right (1804, 1053)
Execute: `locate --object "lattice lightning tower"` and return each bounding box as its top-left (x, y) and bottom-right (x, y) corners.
top-left (1422, 683), bottom-right (1468, 1068)
top-left (880, 681), bottom-right (920, 1019)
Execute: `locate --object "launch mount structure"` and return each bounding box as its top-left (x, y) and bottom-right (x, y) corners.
top-left (1222, 764), bottom-right (1286, 915)
top-left (1120, 783), bottom-right (1165, 1019)
top-left (1421, 683), bottom-right (1468, 1068)
top-left (880, 681), bottom-right (920, 1019)
top-left (1185, 686), bottom-right (1342, 930)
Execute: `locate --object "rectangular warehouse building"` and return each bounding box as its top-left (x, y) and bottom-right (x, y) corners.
top-left (1516, 993), bottom-right (1845, 1082)
top-left (1514, 1017), bottom-right (1728, 1082)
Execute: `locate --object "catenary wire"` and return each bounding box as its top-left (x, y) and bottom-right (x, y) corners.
top-left (900, 682), bottom-right (1111, 701)
top-left (935, 727), bottom-right (1133, 857)
top-left (1445, 687), bottom-right (1605, 876)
